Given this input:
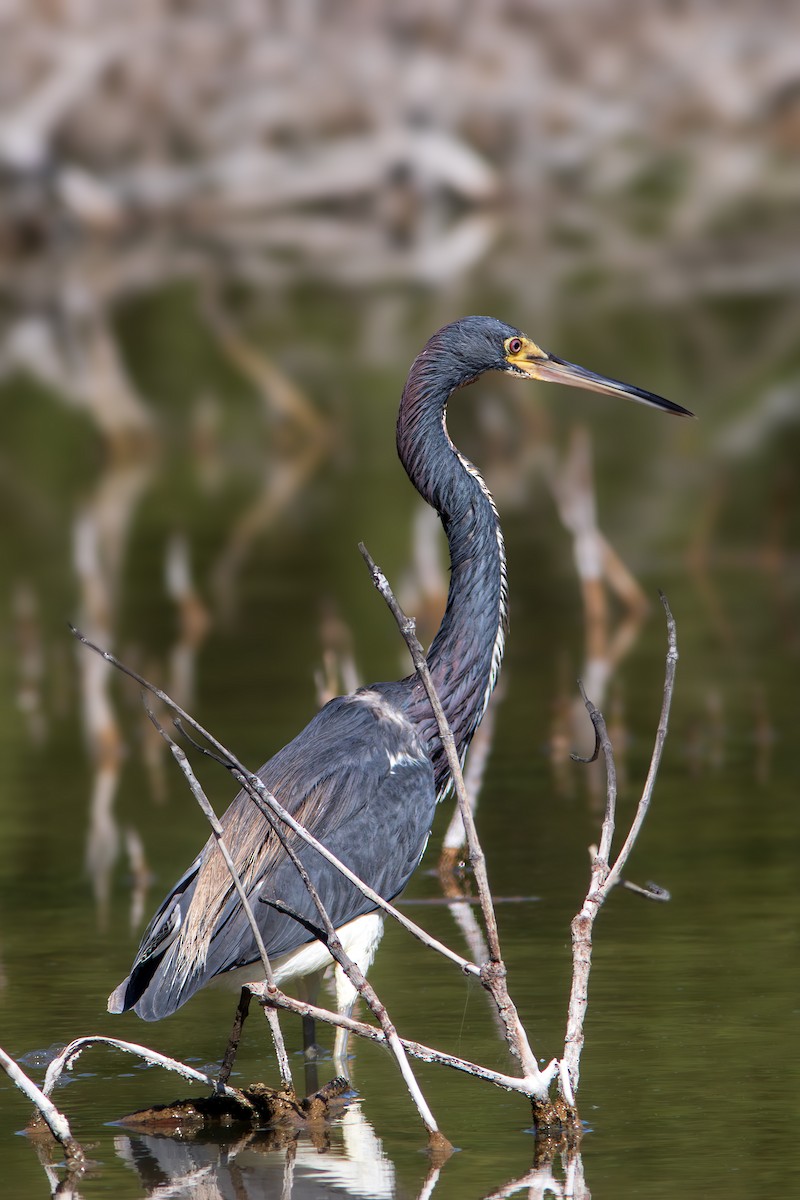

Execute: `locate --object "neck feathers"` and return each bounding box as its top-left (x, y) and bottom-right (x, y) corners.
top-left (397, 349), bottom-right (508, 793)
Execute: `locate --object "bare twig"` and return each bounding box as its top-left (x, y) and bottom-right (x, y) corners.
top-left (603, 593), bottom-right (678, 893)
top-left (576, 678), bottom-right (618, 869)
top-left (251, 983), bottom-right (557, 1098)
top-left (588, 844), bottom-right (671, 902)
top-left (0, 1045), bottom-right (85, 1169)
top-left (620, 878), bottom-right (671, 902)
top-left (562, 594), bottom-right (678, 1094)
top-left (42, 1035), bottom-right (245, 1102)
top-left (217, 988), bottom-right (252, 1090)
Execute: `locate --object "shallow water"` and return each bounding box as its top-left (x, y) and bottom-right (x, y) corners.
top-left (0, 283), bottom-right (798, 1198)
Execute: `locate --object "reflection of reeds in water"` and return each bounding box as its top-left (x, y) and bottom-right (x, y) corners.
top-left (45, 278), bottom-right (331, 932)
top-left (76, 483), bottom-right (220, 928)
top-left (546, 426), bottom-right (648, 803)
top-left (137, 534), bottom-right (213, 807)
top-left (73, 458), bottom-right (154, 926)
top-left (203, 295), bottom-right (331, 624)
top-left (315, 600), bottom-right (361, 708)
top-left (1, 306), bottom-right (153, 449)
top-left (165, 533), bottom-right (212, 708)
top-left (12, 580), bottom-right (47, 745)
top-left (680, 376), bottom-right (799, 782)
top-left (439, 682), bottom-right (505, 877)
top-left (397, 503), bottom-right (447, 651)
top-left (123, 827), bottom-right (152, 936)
top-left (62, 286), bottom-right (329, 924)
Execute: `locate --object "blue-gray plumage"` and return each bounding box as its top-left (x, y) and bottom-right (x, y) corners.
top-left (108, 315), bottom-right (691, 1024)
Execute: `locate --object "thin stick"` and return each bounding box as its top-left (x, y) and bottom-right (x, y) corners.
top-left (0, 1045), bottom-right (85, 1169)
top-left (562, 594), bottom-right (678, 1094)
top-left (574, 679), bottom-right (618, 869)
top-left (144, 704), bottom-right (294, 1092)
top-left (217, 987), bottom-right (251, 1090)
top-left (251, 983), bottom-right (558, 1098)
top-left (561, 695), bottom-right (614, 1094)
top-left (602, 593), bottom-right (678, 893)
top-left (42, 1035), bottom-right (245, 1101)
top-left (358, 543), bottom-right (543, 1089)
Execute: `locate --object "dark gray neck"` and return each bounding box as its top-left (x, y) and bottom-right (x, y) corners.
top-left (396, 354), bottom-right (508, 794)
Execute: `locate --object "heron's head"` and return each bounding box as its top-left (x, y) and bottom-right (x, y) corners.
top-left (431, 316), bottom-right (693, 418)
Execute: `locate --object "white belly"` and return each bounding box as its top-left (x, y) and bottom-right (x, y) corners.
top-left (215, 910), bottom-right (385, 1013)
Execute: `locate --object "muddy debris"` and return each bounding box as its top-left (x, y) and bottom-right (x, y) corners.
top-left (118, 1076), bottom-right (352, 1135)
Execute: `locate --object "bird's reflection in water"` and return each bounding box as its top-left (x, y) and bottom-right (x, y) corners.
top-left (114, 1100), bottom-right (395, 1199)
top-left (112, 1107), bottom-right (589, 1200)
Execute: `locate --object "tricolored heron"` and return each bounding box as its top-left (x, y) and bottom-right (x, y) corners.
top-left (108, 316), bottom-right (690, 1045)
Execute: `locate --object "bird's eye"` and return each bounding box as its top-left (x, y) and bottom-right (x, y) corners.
top-left (507, 338), bottom-right (522, 355)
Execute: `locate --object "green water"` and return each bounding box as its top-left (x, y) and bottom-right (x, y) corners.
top-left (0, 283), bottom-right (798, 1198)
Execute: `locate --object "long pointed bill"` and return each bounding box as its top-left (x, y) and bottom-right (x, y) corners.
top-left (515, 351), bottom-right (694, 418)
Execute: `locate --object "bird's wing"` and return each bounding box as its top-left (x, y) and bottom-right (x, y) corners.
top-left (110, 688), bottom-right (436, 1020)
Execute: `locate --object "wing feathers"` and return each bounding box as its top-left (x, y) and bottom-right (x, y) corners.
top-left (111, 688), bottom-right (436, 1020)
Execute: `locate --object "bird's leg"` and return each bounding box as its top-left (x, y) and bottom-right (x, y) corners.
top-left (302, 1013), bottom-right (317, 1057)
top-left (332, 911), bottom-right (386, 1077)
top-left (295, 972), bottom-right (323, 1095)
top-left (303, 1023), bottom-right (319, 1097)
top-left (216, 986), bottom-right (251, 1090)
top-left (329, 960), bottom-right (362, 1073)
top-left (332, 990), bottom-right (353, 1076)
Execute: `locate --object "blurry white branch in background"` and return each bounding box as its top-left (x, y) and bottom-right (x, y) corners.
top-left (548, 426), bottom-right (649, 784)
top-left (0, 300), bottom-right (152, 443)
top-left (314, 602), bottom-right (361, 708)
top-left (123, 826), bottom-right (151, 933)
top-left (72, 458), bottom-right (153, 922)
top-left (0, 1), bottom-right (798, 309)
top-left (200, 297), bottom-right (332, 622)
top-left (439, 679), bottom-right (504, 871)
top-left (165, 533), bottom-right (211, 710)
top-left (0, 30), bottom-right (124, 174)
